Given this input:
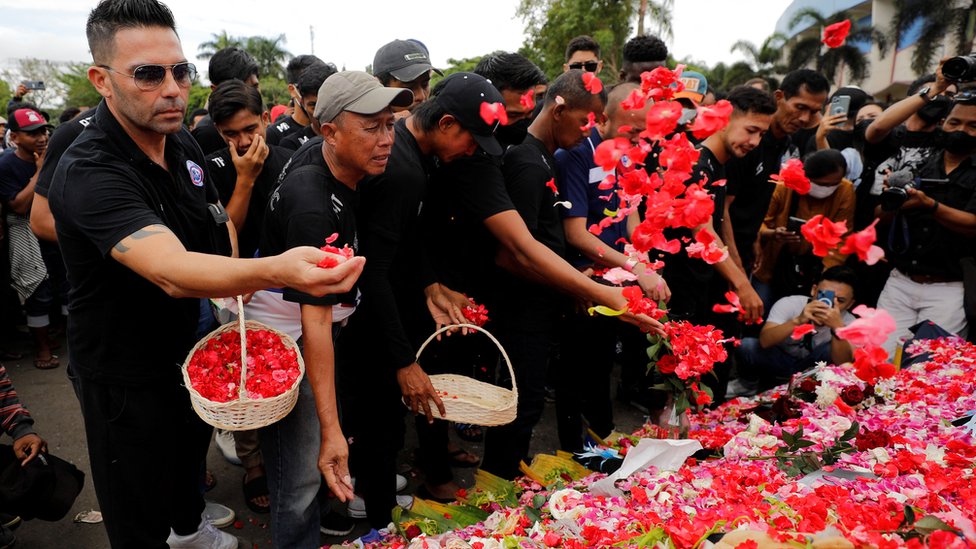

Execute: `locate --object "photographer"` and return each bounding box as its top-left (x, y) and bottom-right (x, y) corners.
top-left (875, 90), bottom-right (976, 354)
top-left (739, 267), bottom-right (857, 391)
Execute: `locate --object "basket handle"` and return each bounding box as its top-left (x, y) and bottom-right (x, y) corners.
top-left (415, 323), bottom-right (517, 398)
top-left (236, 295), bottom-right (248, 400)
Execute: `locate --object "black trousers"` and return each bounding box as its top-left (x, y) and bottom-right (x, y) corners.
top-left (78, 373), bottom-right (211, 548)
top-left (555, 311), bottom-right (617, 452)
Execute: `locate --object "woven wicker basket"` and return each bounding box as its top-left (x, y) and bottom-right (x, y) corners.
top-left (181, 296), bottom-right (305, 431)
top-left (415, 323), bottom-right (517, 427)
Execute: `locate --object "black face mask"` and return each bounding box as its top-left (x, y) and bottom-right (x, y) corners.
top-left (826, 129), bottom-right (854, 151)
top-left (917, 95), bottom-right (952, 124)
top-left (942, 130), bottom-right (976, 155)
top-left (494, 118), bottom-right (531, 149)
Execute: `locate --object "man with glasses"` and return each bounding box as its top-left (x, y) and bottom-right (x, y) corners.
top-left (48, 1), bottom-right (364, 547)
top-left (562, 35), bottom-right (603, 74)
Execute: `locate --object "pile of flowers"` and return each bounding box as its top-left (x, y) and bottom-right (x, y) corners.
top-left (364, 337), bottom-right (976, 549)
top-left (186, 328), bottom-right (301, 402)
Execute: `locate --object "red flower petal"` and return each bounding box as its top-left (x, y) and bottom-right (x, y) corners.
top-left (791, 323), bottom-right (816, 340)
top-left (479, 101), bottom-right (508, 126)
top-left (519, 89), bottom-right (535, 111)
top-left (582, 72), bottom-right (603, 94)
top-left (823, 20), bottom-right (852, 48)
top-left (770, 158), bottom-right (811, 195)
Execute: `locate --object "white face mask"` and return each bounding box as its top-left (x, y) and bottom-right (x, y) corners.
top-left (807, 182), bottom-right (838, 199)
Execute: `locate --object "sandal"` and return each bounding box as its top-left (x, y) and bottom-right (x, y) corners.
top-left (33, 355), bottom-right (59, 370)
top-left (454, 423), bottom-right (483, 442)
top-left (448, 448), bottom-right (480, 468)
top-left (242, 473), bottom-right (270, 513)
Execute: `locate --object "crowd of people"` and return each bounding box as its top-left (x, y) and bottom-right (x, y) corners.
top-left (1, 0), bottom-right (975, 547)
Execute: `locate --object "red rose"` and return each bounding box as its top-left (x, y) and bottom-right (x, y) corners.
top-left (656, 354), bottom-right (678, 375)
top-left (798, 378), bottom-right (818, 393)
top-left (855, 428), bottom-right (892, 451)
top-left (840, 385), bottom-right (865, 406)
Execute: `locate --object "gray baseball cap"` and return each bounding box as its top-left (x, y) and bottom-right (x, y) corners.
top-left (313, 70), bottom-right (413, 123)
top-left (373, 39), bottom-right (443, 83)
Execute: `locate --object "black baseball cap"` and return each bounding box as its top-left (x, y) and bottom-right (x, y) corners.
top-left (373, 39), bottom-right (443, 82)
top-left (429, 72), bottom-right (505, 156)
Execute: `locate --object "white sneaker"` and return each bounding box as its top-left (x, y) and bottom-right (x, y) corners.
top-left (167, 521), bottom-right (239, 549)
top-left (348, 494), bottom-right (413, 519)
top-left (396, 474), bottom-right (407, 492)
top-left (203, 501), bottom-right (235, 529)
top-left (214, 430), bottom-right (242, 466)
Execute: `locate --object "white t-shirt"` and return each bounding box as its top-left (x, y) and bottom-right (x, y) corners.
top-left (766, 295), bottom-right (855, 358)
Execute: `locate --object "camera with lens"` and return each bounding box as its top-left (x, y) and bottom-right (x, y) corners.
top-left (943, 53), bottom-right (976, 82)
top-left (880, 168), bottom-right (915, 211)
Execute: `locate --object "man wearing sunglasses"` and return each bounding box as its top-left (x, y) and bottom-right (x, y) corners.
top-left (47, 1), bottom-right (364, 547)
top-left (562, 35), bottom-right (603, 74)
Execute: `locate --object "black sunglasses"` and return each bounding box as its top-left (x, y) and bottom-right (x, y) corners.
top-left (568, 61), bottom-right (599, 72)
top-left (98, 62), bottom-right (197, 91)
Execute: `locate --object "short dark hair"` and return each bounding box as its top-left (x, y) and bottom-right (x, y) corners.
top-left (297, 63), bottom-right (337, 98)
top-left (622, 35), bottom-right (668, 63)
top-left (188, 107), bottom-right (208, 120)
top-left (474, 51), bottom-right (547, 92)
top-left (819, 265), bottom-right (857, 294)
top-left (726, 86), bottom-right (777, 116)
top-left (907, 74), bottom-right (936, 96)
top-left (286, 54), bottom-right (324, 84)
top-left (545, 70), bottom-right (607, 111)
top-left (209, 47), bottom-right (259, 86)
top-left (565, 35), bottom-right (600, 61)
top-left (411, 84), bottom-right (450, 132)
top-left (779, 69), bottom-right (830, 99)
top-left (208, 79), bottom-right (264, 125)
top-left (59, 107), bottom-right (82, 124)
top-left (744, 77), bottom-right (770, 92)
top-left (86, 0), bottom-right (176, 64)
top-left (803, 149), bottom-right (847, 180)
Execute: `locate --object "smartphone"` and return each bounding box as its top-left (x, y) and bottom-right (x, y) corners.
top-left (829, 95), bottom-right (851, 118)
top-left (786, 216), bottom-right (806, 234)
top-left (816, 289), bottom-right (835, 307)
top-left (21, 80), bottom-right (45, 91)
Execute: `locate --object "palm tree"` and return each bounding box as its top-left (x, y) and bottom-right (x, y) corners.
top-left (245, 35), bottom-right (290, 81)
top-left (786, 8), bottom-right (889, 84)
top-left (197, 31), bottom-right (243, 60)
top-left (891, 0), bottom-right (976, 76)
top-left (730, 33), bottom-right (788, 79)
top-left (636, 0), bottom-right (674, 41)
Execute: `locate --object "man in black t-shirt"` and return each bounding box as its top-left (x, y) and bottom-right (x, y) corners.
top-left (266, 55), bottom-right (327, 146)
top-left (876, 92), bottom-right (976, 354)
top-left (48, 4), bottom-right (364, 547)
top-left (372, 39), bottom-right (442, 114)
top-left (30, 107), bottom-right (96, 242)
top-left (338, 71), bottom-right (503, 526)
top-left (724, 69), bottom-right (829, 275)
top-left (206, 79), bottom-right (291, 260)
top-left (247, 70), bottom-right (412, 547)
top-left (278, 63), bottom-right (337, 151)
top-left (486, 70), bottom-right (608, 479)
top-left (190, 47), bottom-right (261, 155)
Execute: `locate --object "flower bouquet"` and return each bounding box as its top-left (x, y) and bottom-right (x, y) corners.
top-left (181, 296), bottom-right (305, 431)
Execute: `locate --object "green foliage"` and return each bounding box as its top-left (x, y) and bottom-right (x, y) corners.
top-left (0, 80), bottom-right (11, 110)
top-left (258, 76), bottom-right (290, 108)
top-left (197, 30), bottom-right (291, 83)
top-left (516, 0), bottom-right (639, 81)
top-left (2, 58), bottom-right (68, 110)
top-left (186, 84), bottom-right (211, 120)
top-left (891, 0), bottom-right (976, 76)
top-left (59, 63), bottom-right (102, 108)
top-left (771, 421), bottom-right (858, 477)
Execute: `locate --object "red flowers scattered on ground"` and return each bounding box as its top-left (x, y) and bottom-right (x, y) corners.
top-left (770, 158), bottom-right (811, 195)
top-left (187, 328), bottom-right (301, 402)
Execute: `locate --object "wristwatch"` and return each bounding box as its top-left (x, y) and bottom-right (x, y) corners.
top-left (917, 86), bottom-right (933, 102)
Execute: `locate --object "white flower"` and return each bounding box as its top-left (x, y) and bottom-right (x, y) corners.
top-left (548, 488), bottom-right (585, 521)
top-left (815, 385), bottom-right (839, 408)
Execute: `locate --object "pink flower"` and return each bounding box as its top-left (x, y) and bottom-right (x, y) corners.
top-left (835, 305), bottom-right (897, 347)
top-left (840, 219), bottom-right (885, 265)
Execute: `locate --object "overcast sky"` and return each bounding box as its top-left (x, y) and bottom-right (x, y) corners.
top-left (0, 0), bottom-right (793, 81)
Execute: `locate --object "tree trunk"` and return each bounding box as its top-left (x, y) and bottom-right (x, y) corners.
top-left (638, 0), bottom-right (648, 36)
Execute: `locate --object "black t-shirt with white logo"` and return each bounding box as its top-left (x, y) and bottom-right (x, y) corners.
top-left (259, 136), bottom-right (358, 307)
top-left (265, 115), bottom-right (304, 147)
top-left (279, 125), bottom-right (317, 151)
top-left (48, 102), bottom-right (232, 387)
top-left (205, 144), bottom-right (291, 259)
top-left (35, 106), bottom-right (97, 198)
